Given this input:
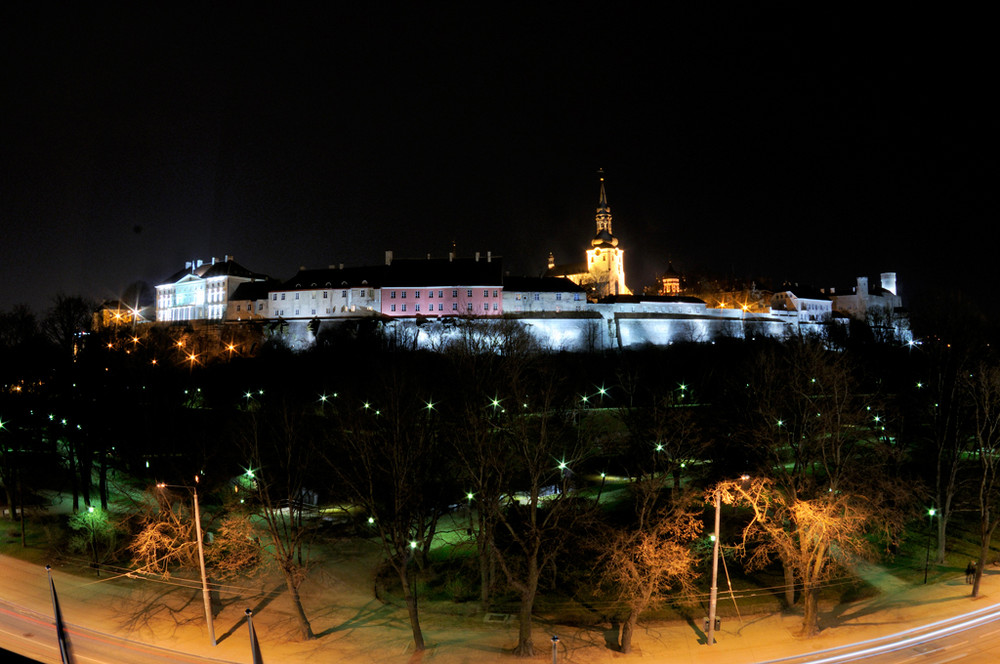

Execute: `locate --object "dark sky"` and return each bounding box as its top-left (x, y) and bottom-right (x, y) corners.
top-left (2, 4), bottom-right (993, 313)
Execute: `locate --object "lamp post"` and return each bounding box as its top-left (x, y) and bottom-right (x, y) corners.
top-left (157, 477), bottom-right (216, 646)
top-left (707, 491), bottom-right (721, 646)
top-left (708, 474), bottom-right (748, 646)
top-left (924, 507), bottom-right (937, 585)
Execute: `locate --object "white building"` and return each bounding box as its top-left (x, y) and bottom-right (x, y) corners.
top-left (267, 266), bottom-right (383, 320)
top-left (502, 277), bottom-right (587, 314)
top-left (156, 257), bottom-right (267, 323)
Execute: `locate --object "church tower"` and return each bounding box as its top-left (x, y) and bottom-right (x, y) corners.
top-left (584, 171), bottom-right (630, 298)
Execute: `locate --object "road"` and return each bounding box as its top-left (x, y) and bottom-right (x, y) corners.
top-left (758, 602), bottom-right (1000, 664)
top-left (0, 598), bottom-right (241, 664)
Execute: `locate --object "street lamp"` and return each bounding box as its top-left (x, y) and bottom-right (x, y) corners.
top-left (157, 477), bottom-right (216, 646)
top-left (708, 474), bottom-right (749, 646)
top-left (924, 507), bottom-right (937, 584)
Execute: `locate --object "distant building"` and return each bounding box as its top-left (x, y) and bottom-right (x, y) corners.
top-left (380, 252), bottom-right (503, 317)
top-left (546, 173), bottom-right (631, 301)
top-left (829, 273), bottom-right (902, 320)
top-left (502, 276), bottom-right (587, 314)
top-left (156, 256), bottom-right (267, 323)
top-left (267, 266), bottom-right (382, 320)
top-left (771, 288), bottom-right (833, 324)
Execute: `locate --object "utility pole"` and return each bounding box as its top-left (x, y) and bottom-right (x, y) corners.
top-left (707, 491), bottom-right (720, 646)
top-left (193, 476), bottom-right (216, 646)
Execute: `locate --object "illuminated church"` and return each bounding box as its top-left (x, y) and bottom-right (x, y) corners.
top-left (545, 173), bottom-right (631, 301)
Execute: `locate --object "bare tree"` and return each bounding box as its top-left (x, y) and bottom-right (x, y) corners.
top-left (238, 395), bottom-right (322, 640)
top-left (966, 360), bottom-right (1000, 597)
top-left (600, 499), bottom-right (702, 653)
top-left (327, 373), bottom-right (456, 652)
top-left (716, 477), bottom-right (904, 636)
top-left (484, 365), bottom-right (597, 657)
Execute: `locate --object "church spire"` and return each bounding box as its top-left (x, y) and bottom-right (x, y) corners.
top-left (595, 168), bottom-right (612, 235)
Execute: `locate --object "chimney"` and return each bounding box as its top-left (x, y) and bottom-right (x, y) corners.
top-left (449, 252), bottom-right (454, 262)
top-left (339, 263), bottom-right (344, 270)
top-left (211, 257), bottom-right (216, 265)
top-left (385, 250), bottom-right (393, 266)
top-left (475, 251), bottom-right (481, 262)
top-left (857, 276), bottom-right (869, 295)
top-left (427, 253), bottom-right (431, 260)
top-left (547, 252), bottom-right (555, 270)
top-left (487, 251), bottom-right (492, 263)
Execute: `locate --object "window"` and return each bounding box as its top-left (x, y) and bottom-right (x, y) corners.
top-left (483, 303), bottom-right (489, 311)
top-left (401, 304), bottom-right (407, 312)
top-left (391, 304), bottom-right (396, 312)
top-left (452, 302), bottom-right (458, 311)
top-left (438, 290), bottom-right (443, 297)
top-left (342, 290), bottom-right (348, 297)
top-left (534, 293), bottom-right (540, 301)
top-left (415, 290), bottom-right (420, 298)
top-left (323, 291), bottom-right (328, 298)
top-left (258, 303), bottom-right (263, 311)
top-left (428, 290), bottom-right (433, 298)
top-left (484, 289), bottom-right (489, 298)
top-left (390, 290), bottom-right (396, 298)
top-left (295, 293), bottom-right (299, 300)
top-left (556, 293), bottom-right (562, 300)
top-left (281, 293), bottom-right (286, 300)
top-left (574, 293), bottom-right (581, 301)
top-left (467, 303), bottom-right (473, 311)
top-left (311, 309), bottom-right (316, 315)
top-left (493, 290), bottom-right (498, 298)
top-left (493, 303), bottom-right (498, 310)
top-left (236, 304), bottom-right (241, 311)
top-left (438, 304), bottom-right (443, 311)
top-left (467, 289), bottom-right (473, 297)
top-left (452, 290), bottom-right (458, 298)
top-left (295, 309), bottom-right (299, 316)
top-left (401, 291), bottom-right (406, 298)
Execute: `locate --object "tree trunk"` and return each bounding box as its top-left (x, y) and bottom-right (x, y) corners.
top-left (513, 555), bottom-right (540, 657)
top-left (3, 485), bottom-right (14, 521)
top-left (782, 559), bottom-right (796, 607)
top-left (99, 453), bottom-right (109, 510)
top-left (621, 609), bottom-right (638, 653)
top-left (799, 587), bottom-right (819, 636)
top-left (398, 563), bottom-right (425, 650)
top-left (936, 511), bottom-right (949, 563)
top-left (282, 565), bottom-right (314, 640)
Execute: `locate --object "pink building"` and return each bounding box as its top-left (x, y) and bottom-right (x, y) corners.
top-left (379, 255), bottom-right (503, 318)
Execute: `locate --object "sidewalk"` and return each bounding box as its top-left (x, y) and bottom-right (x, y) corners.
top-left (5, 548), bottom-right (999, 664)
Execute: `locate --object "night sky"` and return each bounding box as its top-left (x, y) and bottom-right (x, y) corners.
top-left (2, 4), bottom-right (992, 313)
